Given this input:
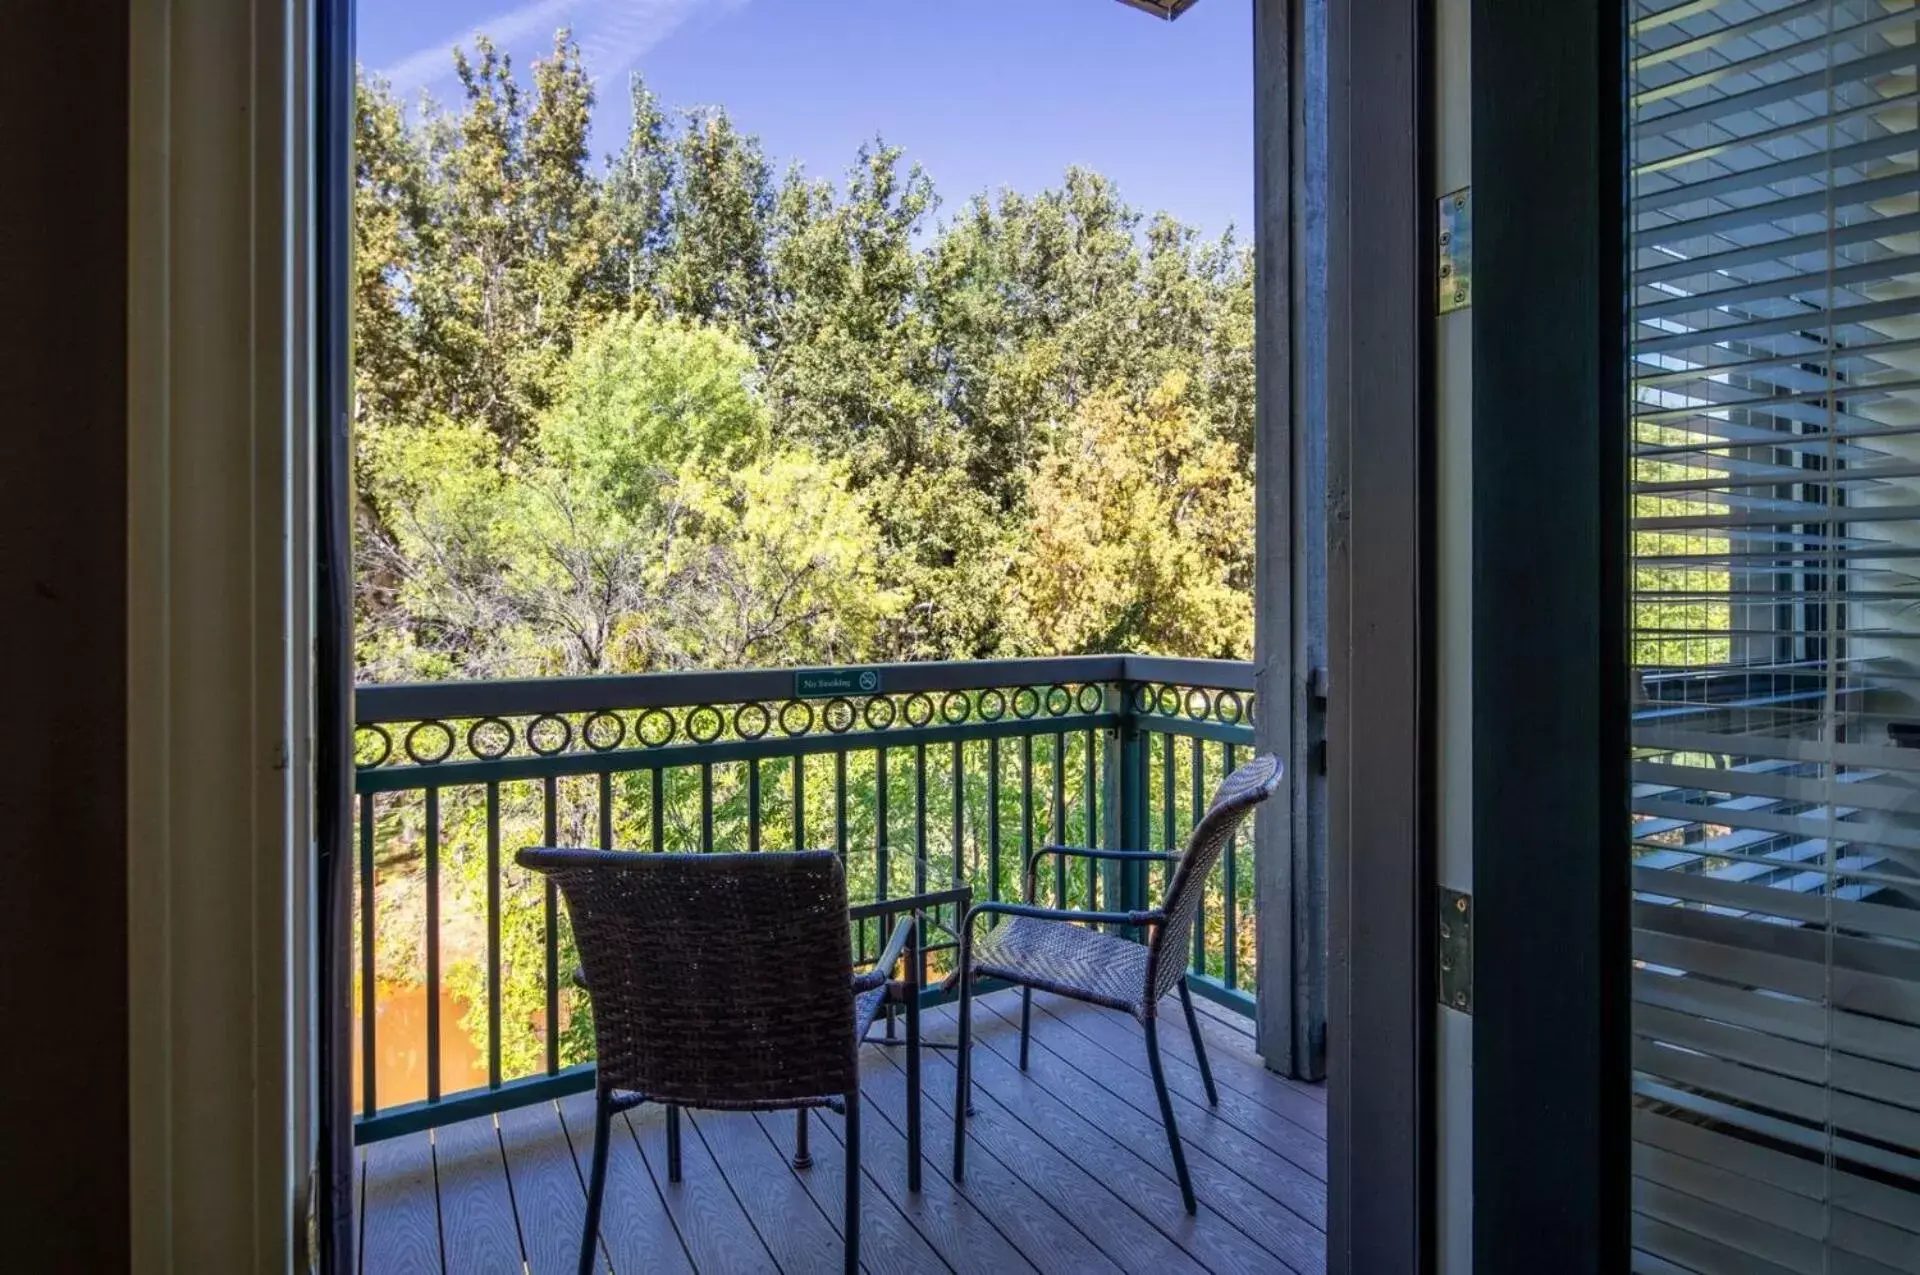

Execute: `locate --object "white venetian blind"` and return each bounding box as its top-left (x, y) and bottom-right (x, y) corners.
top-left (1629, 1), bottom-right (1920, 1271)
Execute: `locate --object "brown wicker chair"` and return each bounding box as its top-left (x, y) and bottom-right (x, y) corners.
top-left (950, 752), bottom-right (1283, 1213)
top-left (517, 848), bottom-right (912, 1275)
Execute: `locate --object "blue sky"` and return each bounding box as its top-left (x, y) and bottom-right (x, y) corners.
top-left (358, 0), bottom-right (1254, 239)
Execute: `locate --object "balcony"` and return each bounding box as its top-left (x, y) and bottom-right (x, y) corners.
top-left (350, 655), bottom-right (1324, 1271)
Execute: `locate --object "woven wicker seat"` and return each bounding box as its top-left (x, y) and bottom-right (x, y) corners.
top-left (950, 752), bottom-right (1283, 1214)
top-left (518, 848), bottom-right (914, 1275)
top-left (969, 915), bottom-right (1152, 1015)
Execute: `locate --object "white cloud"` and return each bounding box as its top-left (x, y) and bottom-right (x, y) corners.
top-left (380, 0), bottom-right (746, 96)
top-left (577, 0), bottom-right (748, 84)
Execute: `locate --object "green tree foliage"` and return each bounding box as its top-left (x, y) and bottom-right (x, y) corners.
top-left (355, 34), bottom-right (1258, 675)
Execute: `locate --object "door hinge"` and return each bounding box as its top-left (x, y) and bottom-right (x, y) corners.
top-left (1438, 887), bottom-right (1472, 1014)
top-left (1438, 187), bottom-right (1472, 314)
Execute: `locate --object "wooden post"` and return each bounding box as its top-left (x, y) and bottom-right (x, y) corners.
top-left (1252, 0), bottom-right (1328, 1082)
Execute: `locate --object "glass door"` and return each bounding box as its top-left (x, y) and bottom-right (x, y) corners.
top-left (1628, 2), bottom-right (1920, 1268)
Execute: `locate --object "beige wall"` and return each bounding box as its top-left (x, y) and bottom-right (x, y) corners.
top-left (128, 0), bottom-right (313, 1269)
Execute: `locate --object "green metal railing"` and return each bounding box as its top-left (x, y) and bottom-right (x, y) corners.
top-left (351, 655), bottom-right (1258, 1143)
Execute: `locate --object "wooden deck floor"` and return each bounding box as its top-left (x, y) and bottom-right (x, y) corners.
top-left (358, 988), bottom-right (1327, 1274)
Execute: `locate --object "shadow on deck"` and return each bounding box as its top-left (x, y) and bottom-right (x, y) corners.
top-left (359, 989), bottom-right (1327, 1274)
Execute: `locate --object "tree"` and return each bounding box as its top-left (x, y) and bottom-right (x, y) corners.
top-left (1010, 373), bottom-right (1254, 659)
top-left (600, 73), bottom-right (674, 310)
top-left (659, 108), bottom-right (776, 338)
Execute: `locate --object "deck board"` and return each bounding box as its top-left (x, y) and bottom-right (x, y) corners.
top-left (497, 1099), bottom-right (598, 1275)
top-left (364, 990), bottom-right (1326, 1274)
top-left (951, 1004), bottom-right (1297, 1274)
top-left (616, 1099), bottom-right (780, 1273)
top-left (970, 996), bottom-right (1326, 1273)
top-left (432, 1113), bottom-right (523, 1274)
top-left (747, 1108), bottom-right (951, 1275)
top-left (361, 1125), bottom-right (442, 1275)
top-left (553, 1092), bottom-right (694, 1275)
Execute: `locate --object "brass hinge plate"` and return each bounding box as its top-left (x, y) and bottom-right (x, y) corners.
top-left (1438, 187), bottom-right (1472, 314)
top-left (1438, 887), bottom-right (1472, 1013)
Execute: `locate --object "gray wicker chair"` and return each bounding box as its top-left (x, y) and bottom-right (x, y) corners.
top-left (517, 848), bottom-right (912, 1275)
top-left (950, 752), bottom-right (1283, 1213)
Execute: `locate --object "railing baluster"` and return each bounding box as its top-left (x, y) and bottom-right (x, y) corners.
top-left (793, 754), bottom-right (806, 852)
top-left (486, 781), bottom-right (502, 1090)
top-left (1084, 728), bottom-right (1097, 909)
top-left (748, 759), bottom-right (762, 852)
top-left (914, 743), bottom-right (929, 896)
top-left (700, 763), bottom-right (714, 853)
top-left (834, 750), bottom-right (848, 859)
top-left (876, 747), bottom-right (890, 901)
top-left (1019, 734), bottom-right (1035, 907)
top-left (598, 771), bottom-right (613, 850)
top-left (651, 767), bottom-right (664, 854)
top-left (359, 792), bottom-right (375, 1116)
top-left (543, 775), bottom-right (559, 1076)
top-left (1190, 734), bottom-right (1206, 973)
top-left (425, 786), bottom-right (441, 1104)
top-left (1051, 731), bottom-right (1067, 905)
top-left (951, 739), bottom-right (964, 889)
top-left (987, 737), bottom-right (1001, 904)
top-left (1223, 741), bottom-right (1239, 990)
top-left (1161, 730), bottom-right (1176, 902)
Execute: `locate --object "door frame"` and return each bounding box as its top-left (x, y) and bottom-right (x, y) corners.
top-left (1314, 0), bottom-right (1440, 1268)
top-left (1468, 0), bottom-right (1629, 1270)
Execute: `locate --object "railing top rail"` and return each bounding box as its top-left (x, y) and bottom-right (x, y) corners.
top-left (355, 654), bottom-right (1254, 725)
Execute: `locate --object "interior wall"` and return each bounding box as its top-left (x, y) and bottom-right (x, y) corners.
top-left (0, 3), bottom-right (132, 1269)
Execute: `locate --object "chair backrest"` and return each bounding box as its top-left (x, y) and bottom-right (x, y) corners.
top-left (516, 848), bottom-right (858, 1109)
top-left (1146, 753), bottom-right (1284, 1004)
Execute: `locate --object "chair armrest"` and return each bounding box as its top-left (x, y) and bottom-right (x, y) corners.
top-left (962, 899), bottom-right (1165, 936)
top-left (853, 916), bottom-right (916, 993)
top-left (1025, 844), bottom-right (1178, 901)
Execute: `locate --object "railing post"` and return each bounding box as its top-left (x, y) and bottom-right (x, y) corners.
top-left (1107, 680), bottom-right (1147, 920)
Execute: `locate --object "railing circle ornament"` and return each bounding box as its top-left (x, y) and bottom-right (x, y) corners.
top-left (355, 724), bottom-right (393, 768)
top-left (686, 706), bottom-right (725, 745)
top-left (778, 699), bottom-right (814, 736)
top-left (823, 697), bottom-right (856, 733)
top-left (404, 720), bottom-right (456, 765)
top-left (1129, 683), bottom-right (1155, 715)
top-left (1044, 685), bottom-right (1073, 717)
top-left (940, 691), bottom-right (970, 724)
top-left (978, 689), bottom-right (1007, 722)
top-left (1011, 687), bottom-right (1041, 719)
top-left (1078, 684), bottom-right (1105, 714)
top-left (903, 692), bottom-right (935, 728)
top-left (734, 702), bottom-right (771, 741)
top-left (637, 707), bottom-right (676, 748)
top-left (1156, 685), bottom-right (1182, 716)
top-left (583, 711), bottom-right (626, 752)
top-left (527, 714), bottom-right (573, 756)
top-left (863, 695), bottom-right (897, 731)
top-left (1185, 688), bottom-right (1214, 720)
top-left (467, 717), bottom-right (515, 761)
top-left (1216, 691), bottom-right (1244, 725)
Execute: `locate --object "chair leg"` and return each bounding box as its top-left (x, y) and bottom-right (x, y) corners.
top-left (843, 1086), bottom-right (862, 1275)
top-left (952, 951), bottom-right (973, 1182)
top-left (793, 1107), bottom-right (811, 1170)
top-left (1019, 987), bottom-right (1033, 1071)
top-left (578, 1089), bottom-right (612, 1275)
top-left (1145, 1017), bottom-right (1197, 1214)
top-left (1178, 980), bottom-right (1220, 1107)
top-left (666, 1103), bottom-right (682, 1184)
